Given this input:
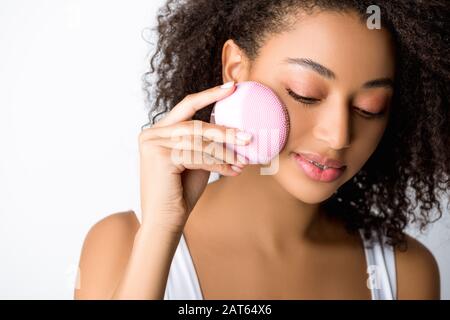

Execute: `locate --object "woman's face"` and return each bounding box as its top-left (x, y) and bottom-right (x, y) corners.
top-left (236, 10), bottom-right (395, 204)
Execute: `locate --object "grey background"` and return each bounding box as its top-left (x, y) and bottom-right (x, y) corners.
top-left (0, 0), bottom-right (448, 299)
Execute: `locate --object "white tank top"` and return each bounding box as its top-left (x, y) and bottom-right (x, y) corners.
top-left (163, 228), bottom-right (397, 300)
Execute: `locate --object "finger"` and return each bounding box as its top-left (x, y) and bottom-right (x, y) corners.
top-left (178, 150), bottom-right (244, 176)
top-left (154, 81), bottom-right (236, 128)
top-left (151, 136), bottom-right (249, 167)
top-left (140, 120), bottom-right (253, 147)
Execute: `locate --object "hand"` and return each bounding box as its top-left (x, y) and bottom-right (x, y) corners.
top-left (138, 82), bottom-right (252, 234)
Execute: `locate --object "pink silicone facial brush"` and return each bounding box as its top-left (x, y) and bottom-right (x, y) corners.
top-left (210, 81), bottom-right (290, 164)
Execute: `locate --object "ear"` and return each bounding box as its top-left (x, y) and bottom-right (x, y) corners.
top-left (221, 39), bottom-right (250, 83)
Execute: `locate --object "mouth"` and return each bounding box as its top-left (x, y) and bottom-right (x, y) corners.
top-left (292, 152), bottom-right (347, 182)
top-left (294, 152), bottom-right (346, 169)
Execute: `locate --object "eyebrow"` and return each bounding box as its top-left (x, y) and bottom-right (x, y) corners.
top-left (362, 78), bottom-right (394, 89)
top-left (284, 57), bottom-right (394, 90)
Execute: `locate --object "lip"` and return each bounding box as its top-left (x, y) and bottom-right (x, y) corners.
top-left (292, 152), bottom-right (346, 183)
top-left (295, 152), bottom-right (346, 169)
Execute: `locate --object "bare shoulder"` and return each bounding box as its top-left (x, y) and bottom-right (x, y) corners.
top-left (395, 233), bottom-right (440, 299)
top-left (74, 210), bottom-right (141, 299)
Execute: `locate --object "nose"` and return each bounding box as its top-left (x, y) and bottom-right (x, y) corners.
top-left (313, 99), bottom-right (351, 150)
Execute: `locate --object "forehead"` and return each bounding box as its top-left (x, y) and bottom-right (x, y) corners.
top-left (253, 10), bottom-right (396, 83)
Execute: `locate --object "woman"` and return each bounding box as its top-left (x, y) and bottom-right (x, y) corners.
top-left (75, 0), bottom-right (448, 299)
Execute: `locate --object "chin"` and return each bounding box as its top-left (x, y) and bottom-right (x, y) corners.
top-left (289, 183), bottom-right (338, 204)
top-left (273, 156), bottom-right (352, 203)
top-left (273, 172), bottom-right (339, 205)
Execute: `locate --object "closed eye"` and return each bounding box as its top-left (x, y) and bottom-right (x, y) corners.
top-left (286, 88), bottom-right (386, 118)
top-left (286, 88), bottom-right (320, 105)
top-left (353, 107), bottom-right (386, 118)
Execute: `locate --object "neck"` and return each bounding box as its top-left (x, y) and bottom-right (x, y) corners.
top-left (206, 165), bottom-right (329, 253)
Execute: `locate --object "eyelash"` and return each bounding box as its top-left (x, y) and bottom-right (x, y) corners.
top-left (286, 88), bottom-right (386, 119)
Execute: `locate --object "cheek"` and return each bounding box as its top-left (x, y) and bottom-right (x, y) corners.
top-left (348, 120), bottom-right (388, 169)
top-left (281, 104), bottom-right (316, 151)
top-left (355, 117), bottom-right (388, 149)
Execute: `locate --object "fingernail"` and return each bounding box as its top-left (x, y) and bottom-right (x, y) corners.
top-left (237, 154), bottom-right (249, 165)
top-left (231, 165), bottom-right (242, 173)
top-left (236, 131), bottom-right (252, 142)
top-left (220, 81), bottom-right (235, 89)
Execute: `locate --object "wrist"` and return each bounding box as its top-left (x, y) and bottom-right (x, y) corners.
top-left (136, 222), bottom-right (183, 243)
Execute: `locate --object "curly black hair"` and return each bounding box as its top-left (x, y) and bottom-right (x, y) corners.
top-left (141, 0), bottom-right (449, 250)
